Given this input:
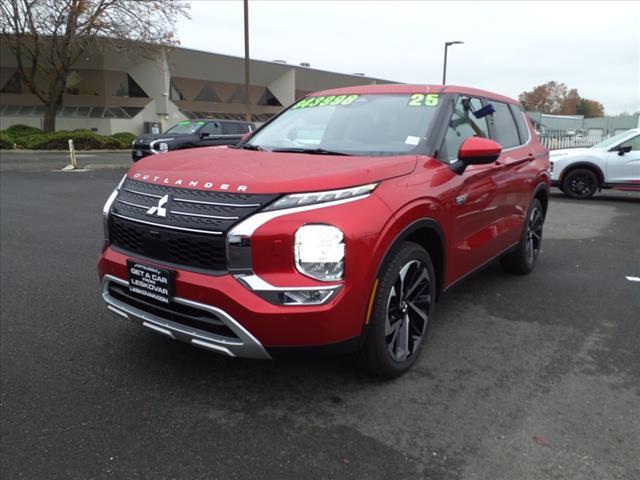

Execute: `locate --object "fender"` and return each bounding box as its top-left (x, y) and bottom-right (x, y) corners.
top-left (559, 161), bottom-right (605, 184)
top-left (531, 180), bottom-right (550, 214)
top-left (358, 216), bottom-right (446, 345)
top-left (373, 217), bottom-right (446, 299)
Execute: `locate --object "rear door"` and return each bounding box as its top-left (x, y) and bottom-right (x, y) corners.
top-left (485, 101), bottom-right (534, 250)
top-left (605, 134), bottom-right (640, 185)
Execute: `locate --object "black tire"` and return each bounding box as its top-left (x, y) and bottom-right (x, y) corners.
top-left (500, 198), bottom-right (544, 275)
top-left (561, 168), bottom-right (599, 199)
top-left (355, 242), bottom-right (436, 378)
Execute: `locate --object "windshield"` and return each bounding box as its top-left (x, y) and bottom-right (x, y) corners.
top-left (246, 93), bottom-right (441, 155)
top-left (165, 120), bottom-right (205, 135)
top-left (591, 130), bottom-right (633, 149)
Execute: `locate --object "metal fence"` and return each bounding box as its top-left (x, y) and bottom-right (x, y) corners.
top-left (539, 135), bottom-right (606, 150)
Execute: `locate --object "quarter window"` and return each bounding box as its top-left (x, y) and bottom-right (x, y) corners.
top-left (439, 97), bottom-right (489, 161)
top-left (490, 102), bottom-right (520, 149)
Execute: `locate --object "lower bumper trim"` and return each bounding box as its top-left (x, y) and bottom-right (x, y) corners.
top-left (102, 274), bottom-right (271, 360)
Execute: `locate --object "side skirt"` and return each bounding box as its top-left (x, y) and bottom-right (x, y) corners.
top-left (442, 241), bottom-right (519, 293)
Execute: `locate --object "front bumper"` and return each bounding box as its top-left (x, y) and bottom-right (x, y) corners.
top-left (98, 188), bottom-right (395, 357)
top-left (131, 149), bottom-right (154, 161)
top-left (98, 246), bottom-right (373, 354)
top-left (102, 274), bottom-right (271, 359)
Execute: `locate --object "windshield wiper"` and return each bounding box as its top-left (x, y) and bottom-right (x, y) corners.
top-left (232, 144), bottom-right (264, 151)
top-left (270, 147), bottom-right (352, 156)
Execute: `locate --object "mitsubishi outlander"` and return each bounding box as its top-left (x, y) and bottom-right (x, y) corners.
top-left (99, 84), bottom-right (550, 377)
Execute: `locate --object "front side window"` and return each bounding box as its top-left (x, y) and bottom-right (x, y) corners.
top-left (165, 120), bottom-right (204, 135)
top-left (246, 93), bottom-right (441, 156)
top-left (490, 101), bottom-right (520, 149)
top-left (439, 97), bottom-right (489, 161)
top-left (200, 122), bottom-right (221, 135)
top-left (619, 135), bottom-right (640, 151)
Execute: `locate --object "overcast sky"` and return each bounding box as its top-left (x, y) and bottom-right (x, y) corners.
top-left (176, 1), bottom-right (639, 115)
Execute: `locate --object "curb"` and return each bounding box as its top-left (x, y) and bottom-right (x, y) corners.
top-left (53, 163), bottom-right (128, 172)
top-left (84, 164), bottom-right (129, 170)
top-left (1, 149), bottom-right (129, 154)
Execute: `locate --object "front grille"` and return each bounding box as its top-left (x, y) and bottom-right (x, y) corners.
top-left (110, 216), bottom-right (228, 271)
top-left (108, 178), bottom-right (278, 271)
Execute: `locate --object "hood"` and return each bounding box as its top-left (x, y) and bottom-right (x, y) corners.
top-left (549, 147), bottom-right (594, 157)
top-left (134, 133), bottom-right (191, 142)
top-left (128, 146), bottom-right (417, 194)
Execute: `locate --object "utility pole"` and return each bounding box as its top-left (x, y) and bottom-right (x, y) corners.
top-left (244, 0), bottom-right (251, 122)
top-left (442, 41), bottom-right (463, 85)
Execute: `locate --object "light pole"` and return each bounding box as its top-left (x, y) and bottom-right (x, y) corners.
top-left (243, 0), bottom-right (251, 122)
top-left (442, 41), bottom-right (463, 85)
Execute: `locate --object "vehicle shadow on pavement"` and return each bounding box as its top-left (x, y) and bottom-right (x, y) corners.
top-left (550, 190), bottom-right (640, 204)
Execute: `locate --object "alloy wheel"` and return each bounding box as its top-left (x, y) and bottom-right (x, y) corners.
top-left (568, 173), bottom-right (595, 197)
top-left (385, 259), bottom-right (432, 362)
top-left (525, 206), bottom-right (543, 264)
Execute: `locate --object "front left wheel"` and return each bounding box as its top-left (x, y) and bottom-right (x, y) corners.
top-left (355, 242), bottom-right (436, 378)
top-left (562, 168), bottom-right (599, 199)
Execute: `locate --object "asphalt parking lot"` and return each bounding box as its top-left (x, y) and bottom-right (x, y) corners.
top-left (0, 150), bottom-right (130, 172)
top-left (1, 165), bottom-right (639, 479)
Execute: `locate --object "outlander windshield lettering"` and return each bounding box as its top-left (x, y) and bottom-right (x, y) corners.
top-left (99, 84), bottom-right (550, 377)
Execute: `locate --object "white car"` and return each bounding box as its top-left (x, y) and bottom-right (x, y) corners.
top-left (550, 128), bottom-right (640, 198)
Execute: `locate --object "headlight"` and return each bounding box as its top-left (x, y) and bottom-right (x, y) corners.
top-left (103, 174), bottom-right (127, 243)
top-left (158, 142), bottom-right (169, 153)
top-left (264, 183), bottom-right (377, 211)
top-left (295, 225), bottom-right (344, 281)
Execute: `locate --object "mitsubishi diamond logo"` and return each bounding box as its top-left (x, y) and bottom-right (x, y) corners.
top-left (146, 194), bottom-right (169, 217)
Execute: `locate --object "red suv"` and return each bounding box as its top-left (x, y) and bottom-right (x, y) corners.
top-left (98, 84), bottom-right (549, 377)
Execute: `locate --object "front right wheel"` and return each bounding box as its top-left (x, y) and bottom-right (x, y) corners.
top-left (355, 242), bottom-right (435, 378)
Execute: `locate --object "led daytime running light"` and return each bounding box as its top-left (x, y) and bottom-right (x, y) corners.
top-left (265, 183), bottom-right (377, 211)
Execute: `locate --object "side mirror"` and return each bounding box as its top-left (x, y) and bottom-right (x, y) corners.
top-left (617, 145), bottom-right (632, 156)
top-left (451, 137), bottom-right (502, 175)
top-left (239, 131), bottom-right (252, 142)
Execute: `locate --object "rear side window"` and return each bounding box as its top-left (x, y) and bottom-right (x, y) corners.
top-left (490, 102), bottom-right (520, 149)
top-left (510, 104), bottom-right (530, 144)
top-left (222, 122), bottom-right (251, 135)
top-left (439, 97), bottom-right (490, 161)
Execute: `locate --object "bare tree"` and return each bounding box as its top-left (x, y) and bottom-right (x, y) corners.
top-left (1, 0), bottom-right (190, 131)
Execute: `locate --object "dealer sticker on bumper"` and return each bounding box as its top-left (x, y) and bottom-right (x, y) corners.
top-left (127, 260), bottom-right (174, 304)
